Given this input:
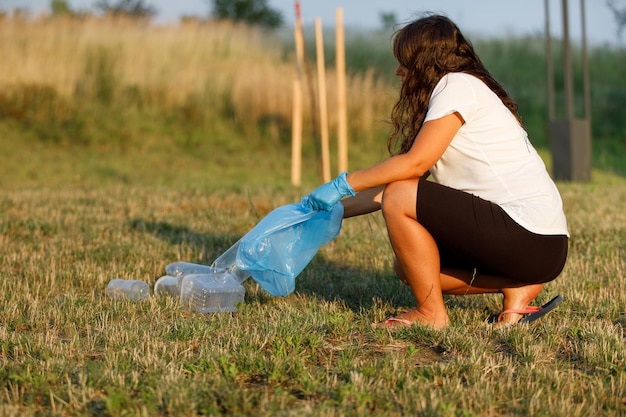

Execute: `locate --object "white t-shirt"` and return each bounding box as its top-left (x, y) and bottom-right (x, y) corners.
top-left (424, 72), bottom-right (569, 236)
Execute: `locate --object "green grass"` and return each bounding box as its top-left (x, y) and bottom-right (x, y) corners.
top-left (1, 124), bottom-right (625, 416)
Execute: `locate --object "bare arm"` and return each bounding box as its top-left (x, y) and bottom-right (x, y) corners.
top-left (346, 112), bottom-right (463, 192)
top-left (341, 170), bottom-right (433, 219)
top-left (341, 186), bottom-right (384, 218)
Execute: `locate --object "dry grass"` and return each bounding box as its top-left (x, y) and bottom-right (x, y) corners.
top-left (0, 15), bottom-right (624, 417)
top-left (0, 16), bottom-right (395, 144)
top-left (0, 176), bottom-right (624, 416)
top-left (1, 16), bottom-right (281, 100)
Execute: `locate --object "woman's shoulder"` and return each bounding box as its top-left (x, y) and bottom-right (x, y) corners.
top-left (435, 72), bottom-right (479, 90)
top-left (432, 72), bottom-right (481, 98)
top-left (435, 73), bottom-right (494, 99)
top-left (441, 72), bottom-right (483, 85)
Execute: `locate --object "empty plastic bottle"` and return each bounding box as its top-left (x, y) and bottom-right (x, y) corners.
top-left (105, 278), bottom-right (150, 301)
top-left (166, 241), bottom-right (251, 285)
top-left (179, 272), bottom-right (245, 313)
top-left (211, 240), bottom-right (250, 284)
top-left (165, 261), bottom-right (213, 277)
top-left (153, 275), bottom-right (180, 297)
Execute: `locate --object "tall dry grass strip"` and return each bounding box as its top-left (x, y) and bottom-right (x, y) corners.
top-left (0, 16), bottom-right (397, 149)
top-left (1, 16), bottom-right (282, 101)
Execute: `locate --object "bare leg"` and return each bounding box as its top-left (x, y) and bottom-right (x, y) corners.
top-left (437, 267), bottom-right (544, 325)
top-left (381, 179), bottom-right (450, 329)
top-left (394, 257), bottom-right (544, 325)
top-left (381, 179), bottom-right (543, 328)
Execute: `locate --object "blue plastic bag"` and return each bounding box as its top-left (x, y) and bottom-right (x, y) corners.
top-left (237, 199), bottom-right (343, 296)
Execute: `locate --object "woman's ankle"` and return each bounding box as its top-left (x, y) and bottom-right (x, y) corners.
top-left (498, 283), bottom-right (543, 324)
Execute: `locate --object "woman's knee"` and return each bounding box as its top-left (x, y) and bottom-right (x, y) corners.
top-left (381, 179), bottom-right (419, 219)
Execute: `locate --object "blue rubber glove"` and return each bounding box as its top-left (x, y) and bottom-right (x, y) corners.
top-left (305, 172), bottom-right (356, 211)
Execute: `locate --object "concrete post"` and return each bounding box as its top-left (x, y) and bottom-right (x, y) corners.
top-left (546, 0), bottom-right (592, 181)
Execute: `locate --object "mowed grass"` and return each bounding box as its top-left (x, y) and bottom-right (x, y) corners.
top-left (0, 14), bottom-right (625, 417)
top-left (0, 138), bottom-right (624, 417)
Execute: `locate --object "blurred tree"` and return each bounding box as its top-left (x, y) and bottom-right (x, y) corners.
top-left (95, 0), bottom-right (157, 19)
top-left (607, 0), bottom-right (626, 39)
top-left (51, 0), bottom-right (72, 16)
top-left (210, 0), bottom-right (283, 29)
top-left (379, 11), bottom-right (397, 32)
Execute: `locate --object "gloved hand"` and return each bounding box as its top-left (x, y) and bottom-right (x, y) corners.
top-left (304, 172), bottom-right (355, 211)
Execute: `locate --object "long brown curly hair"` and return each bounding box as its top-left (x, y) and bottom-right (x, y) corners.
top-left (388, 14), bottom-right (521, 155)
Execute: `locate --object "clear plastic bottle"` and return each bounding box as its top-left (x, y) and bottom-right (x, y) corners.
top-left (105, 279), bottom-right (150, 301)
top-left (166, 241), bottom-right (250, 285)
top-left (165, 261), bottom-right (213, 277)
top-left (153, 275), bottom-right (180, 297)
top-left (211, 240), bottom-right (250, 284)
top-left (179, 272), bottom-right (245, 313)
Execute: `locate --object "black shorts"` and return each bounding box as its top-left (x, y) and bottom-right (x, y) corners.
top-left (417, 180), bottom-right (568, 284)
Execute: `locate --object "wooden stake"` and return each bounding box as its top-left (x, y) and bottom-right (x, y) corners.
top-left (315, 17), bottom-right (331, 183)
top-left (291, 1), bottom-right (305, 186)
top-left (335, 7), bottom-right (348, 174)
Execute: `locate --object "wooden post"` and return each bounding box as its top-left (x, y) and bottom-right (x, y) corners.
top-left (315, 17), bottom-right (331, 183)
top-left (291, 1), bottom-right (305, 187)
top-left (336, 7), bottom-right (348, 174)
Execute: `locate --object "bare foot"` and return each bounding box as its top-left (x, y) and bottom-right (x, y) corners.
top-left (371, 317), bottom-right (413, 329)
top-left (372, 308), bottom-right (450, 330)
top-left (495, 284), bottom-right (544, 327)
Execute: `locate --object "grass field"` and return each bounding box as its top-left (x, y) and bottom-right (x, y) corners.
top-left (1, 167), bottom-right (624, 416)
top-left (0, 15), bottom-right (625, 417)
